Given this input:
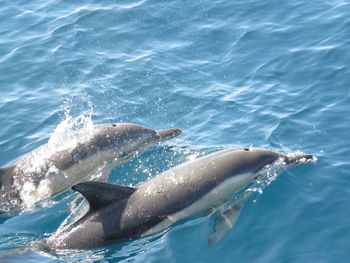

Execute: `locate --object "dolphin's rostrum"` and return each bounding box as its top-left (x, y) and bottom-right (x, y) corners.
top-left (44, 147), bottom-right (316, 249)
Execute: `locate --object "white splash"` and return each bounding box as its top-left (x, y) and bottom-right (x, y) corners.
top-left (20, 180), bottom-right (53, 210)
top-left (247, 151), bottom-right (316, 195)
top-left (48, 114), bottom-right (94, 152)
top-left (18, 112), bottom-right (95, 212)
top-left (286, 151), bottom-right (318, 163)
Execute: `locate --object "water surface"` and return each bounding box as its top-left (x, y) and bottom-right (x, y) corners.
top-left (1, 0), bottom-right (349, 262)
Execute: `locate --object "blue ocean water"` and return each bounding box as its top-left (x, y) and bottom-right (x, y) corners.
top-left (0, 0), bottom-right (349, 262)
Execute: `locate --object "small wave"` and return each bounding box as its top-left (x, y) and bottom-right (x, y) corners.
top-left (116, 0), bottom-right (147, 9)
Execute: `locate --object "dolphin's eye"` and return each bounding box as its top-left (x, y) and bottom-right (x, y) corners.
top-left (243, 148), bottom-right (249, 151)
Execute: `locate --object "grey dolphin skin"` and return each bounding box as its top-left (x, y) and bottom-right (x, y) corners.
top-left (0, 123), bottom-right (181, 214)
top-left (44, 147), bottom-right (316, 249)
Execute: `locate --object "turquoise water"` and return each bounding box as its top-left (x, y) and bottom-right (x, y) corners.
top-left (0, 0), bottom-right (349, 262)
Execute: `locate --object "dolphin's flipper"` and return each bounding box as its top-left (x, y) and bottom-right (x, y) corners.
top-left (208, 191), bottom-right (253, 246)
top-left (72, 182), bottom-right (136, 211)
top-left (0, 166), bottom-right (16, 188)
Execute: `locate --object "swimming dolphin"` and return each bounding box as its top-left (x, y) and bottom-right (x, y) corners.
top-left (44, 147), bottom-right (316, 249)
top-left (0, 123), bottom-right (181, 214)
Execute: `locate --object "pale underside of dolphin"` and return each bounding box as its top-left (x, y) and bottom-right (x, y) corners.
top-left (0, 123), bottom-right (181, 214)
top-left (44, 147), bottom-right (316, 249)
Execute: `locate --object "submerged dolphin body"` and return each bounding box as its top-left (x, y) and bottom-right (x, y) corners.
top-left (0, 123), bottom-right (181, 214)
top-left (45, 147), bottom-right (315, 249)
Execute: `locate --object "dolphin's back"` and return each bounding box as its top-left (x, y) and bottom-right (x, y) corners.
top-left (119, 148), bottom-right (280, 233)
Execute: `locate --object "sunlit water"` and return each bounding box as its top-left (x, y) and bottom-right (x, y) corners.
top-left (1, 0), bottom-right (349, 262)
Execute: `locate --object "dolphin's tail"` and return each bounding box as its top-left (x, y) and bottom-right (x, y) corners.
top-left (155, 128), bottom-right (182, 142)
top-left (284, 153), bottom-right (317, 165)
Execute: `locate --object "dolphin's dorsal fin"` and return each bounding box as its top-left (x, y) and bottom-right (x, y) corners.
top-left (0, 166), bottom-right (16, 188)
top-left (72, 182), bottom-right (136, 211)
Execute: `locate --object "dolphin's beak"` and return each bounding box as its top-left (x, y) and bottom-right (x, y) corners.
top-left (155, 128), bottom-right (182, 142)
top-left (284, 154), bottom-right (317, 166)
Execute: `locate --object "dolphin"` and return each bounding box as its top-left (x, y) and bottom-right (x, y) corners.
top-left (0, 123), bottom-right (181, 214)
top-left (44, 147), bottom-right (316, 249)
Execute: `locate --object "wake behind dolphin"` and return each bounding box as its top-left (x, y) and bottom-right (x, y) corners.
top-left (44, 147), bottom-right (316, 249)
top-left (0, 122), bottom-right (181, 214)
